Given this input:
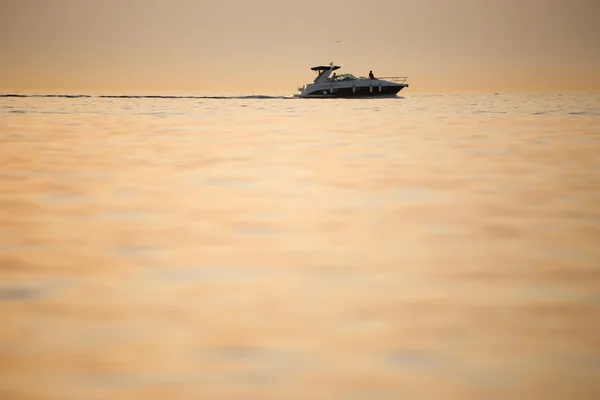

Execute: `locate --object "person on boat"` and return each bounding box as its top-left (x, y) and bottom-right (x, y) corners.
top-left (331, 73), bottom-right (337, 81)
top-left (369, 70), bottom-right (376, 80)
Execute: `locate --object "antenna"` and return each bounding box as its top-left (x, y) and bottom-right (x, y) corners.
top-left (330, 40), bottom-right (343, 64)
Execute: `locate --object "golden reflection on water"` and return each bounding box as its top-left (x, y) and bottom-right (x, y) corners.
top-left (1, 94), bottom-right (600, 399)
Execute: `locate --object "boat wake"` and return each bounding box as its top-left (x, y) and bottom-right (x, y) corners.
top-left (0, 94), bottom-right (294, 100)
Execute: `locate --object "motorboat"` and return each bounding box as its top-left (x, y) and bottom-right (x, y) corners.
top-left (294, 64), bottom-right (408, 98)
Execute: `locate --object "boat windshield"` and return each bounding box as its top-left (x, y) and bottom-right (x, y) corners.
top-left (332, 74), bottom-right (357, 81)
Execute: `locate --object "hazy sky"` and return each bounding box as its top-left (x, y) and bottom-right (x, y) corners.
top-left (1, 0), bottom-right (599, 94)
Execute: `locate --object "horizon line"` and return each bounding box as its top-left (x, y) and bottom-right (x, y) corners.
top-left (2, 89), bottom-right (600, 99)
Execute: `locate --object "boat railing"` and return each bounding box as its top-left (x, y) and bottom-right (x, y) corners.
top-left (378, 77), bottom-right (408, 84)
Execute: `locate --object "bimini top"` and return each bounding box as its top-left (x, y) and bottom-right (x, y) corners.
top-left (311, 65), bottom-right (341, 71)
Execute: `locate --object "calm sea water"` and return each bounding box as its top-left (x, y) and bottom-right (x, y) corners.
top-left (1, 93), bottom-right (600, 399)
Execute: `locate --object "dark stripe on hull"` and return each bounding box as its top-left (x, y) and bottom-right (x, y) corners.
top-left (304, 85), bottom-right (406, 98)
